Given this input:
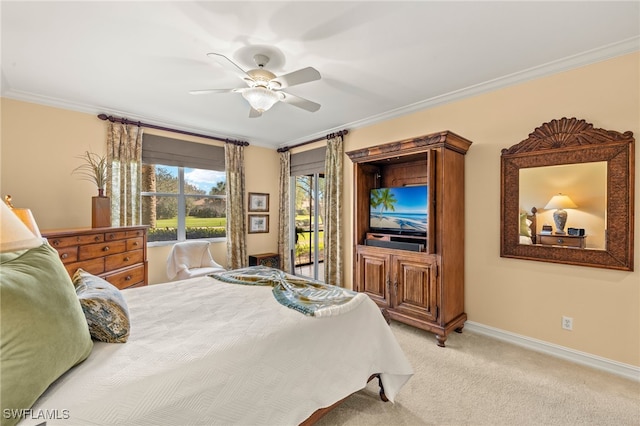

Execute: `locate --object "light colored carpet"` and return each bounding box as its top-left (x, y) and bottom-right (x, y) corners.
top-left (316, 321), bottom-right (640, 425)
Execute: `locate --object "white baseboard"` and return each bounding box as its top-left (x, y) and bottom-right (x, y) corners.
top-left (464, 321), bottom-right (640, 382)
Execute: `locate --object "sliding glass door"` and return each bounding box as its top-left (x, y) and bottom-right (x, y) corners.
top-left (292, 174), bottom-right (325, 280)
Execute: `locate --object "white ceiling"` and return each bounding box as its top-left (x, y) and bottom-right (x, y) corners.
top-left (2, 1), bottom-right (639, 149)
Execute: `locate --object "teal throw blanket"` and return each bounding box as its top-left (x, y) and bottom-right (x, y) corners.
top-left (210, 266), bottom-right (362, 317)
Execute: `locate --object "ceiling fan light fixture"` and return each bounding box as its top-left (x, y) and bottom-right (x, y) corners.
top-left (242, 87), bottom-right (279, 112)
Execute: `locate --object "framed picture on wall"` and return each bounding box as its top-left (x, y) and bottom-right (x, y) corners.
top-left (248, 214), bottom-right (269, 234)
top-left (248, 192), bottom-right (269, 212)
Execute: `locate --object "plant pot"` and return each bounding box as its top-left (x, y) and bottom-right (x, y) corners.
top-left (92, 191), bottom-right (111, 228)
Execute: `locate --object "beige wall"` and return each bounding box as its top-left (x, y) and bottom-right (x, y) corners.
top-left (342, 52), bottom-right (639, 366)
top-left (1, 52), bottom-right (638, 367)
top-left (0, 99), bottom-right (279, 284)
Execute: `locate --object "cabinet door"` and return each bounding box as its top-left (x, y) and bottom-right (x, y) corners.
top-left (356, 247), bottom-right (390, 308)
top-left (392, 255), bottom-right (438, 322)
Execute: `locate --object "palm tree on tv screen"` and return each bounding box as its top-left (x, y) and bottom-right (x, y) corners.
top-left (371, 188), bottom-right (397, 218)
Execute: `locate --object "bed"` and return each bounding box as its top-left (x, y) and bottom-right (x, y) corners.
top-left (0, 234), bottom-right (413, 426)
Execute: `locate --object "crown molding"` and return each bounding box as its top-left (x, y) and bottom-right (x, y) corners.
top-left (3, 37), bottom-right (638, 149)
top-left (331, 36), bottom-right (640, 140)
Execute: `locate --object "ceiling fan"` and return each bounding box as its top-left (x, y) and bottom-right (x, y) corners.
top-left (190, 53), bottom-right (321, 118)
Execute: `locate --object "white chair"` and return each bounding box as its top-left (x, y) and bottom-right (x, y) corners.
top-left (166, 241), bottom-right (225, 281)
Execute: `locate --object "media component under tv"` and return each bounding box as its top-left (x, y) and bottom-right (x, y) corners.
top-left (369, 185), bottom-right (428, 235)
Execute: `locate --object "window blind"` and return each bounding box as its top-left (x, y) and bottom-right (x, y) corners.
top-left (142, 134), bottom-right (225, 171)
top-left (290, 146), bottom-right (326, 176)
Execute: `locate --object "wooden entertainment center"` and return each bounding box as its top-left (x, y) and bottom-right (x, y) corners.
top-left (346, 131), bottom-right (472, 347)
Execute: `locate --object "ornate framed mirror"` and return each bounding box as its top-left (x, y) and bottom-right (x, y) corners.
top-left (500, 117), bottom-right (635, 270)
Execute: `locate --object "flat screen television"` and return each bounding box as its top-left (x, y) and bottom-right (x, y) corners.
top-left (369, 185), bottom-right (428, 235)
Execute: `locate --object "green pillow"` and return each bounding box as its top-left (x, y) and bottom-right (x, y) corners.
top-left (519, 212), bottom-right (532, 237)
top-left (0, 243), bottom-right (93, 426)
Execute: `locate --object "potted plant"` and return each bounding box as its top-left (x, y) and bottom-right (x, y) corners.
top-left (72, 150), bottom-right (108, 196)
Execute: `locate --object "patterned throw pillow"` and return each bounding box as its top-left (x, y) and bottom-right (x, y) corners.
top-left (72, 269), bottom-right (130, 343)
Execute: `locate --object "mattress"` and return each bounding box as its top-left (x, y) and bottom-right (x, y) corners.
top-left (23, 274), bottom-right (413, 425)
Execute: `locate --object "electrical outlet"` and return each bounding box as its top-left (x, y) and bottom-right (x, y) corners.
top-left (562, 316), bottom-right (573, 331)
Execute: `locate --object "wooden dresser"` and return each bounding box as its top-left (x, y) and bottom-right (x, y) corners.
top-left (42, 226), bottom-right (148, 289)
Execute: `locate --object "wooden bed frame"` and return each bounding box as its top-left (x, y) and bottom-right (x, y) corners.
top-left (302, 374), bottom-right (387, 425)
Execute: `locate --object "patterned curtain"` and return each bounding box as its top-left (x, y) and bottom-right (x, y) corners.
top-left (225, 142), bottom-right (247, 269)
top-left (106, 122), bottom-right (143, 226)
top-left (323, 133), bottom-right (344, 286)
top-left (277, 150), bottom-right (291, 273)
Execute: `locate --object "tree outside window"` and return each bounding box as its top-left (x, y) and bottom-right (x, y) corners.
top-left (141, 164), bottom-right (226, 242)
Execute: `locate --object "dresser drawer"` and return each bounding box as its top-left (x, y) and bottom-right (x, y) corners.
top-left (64, 258), bottom-right (105, 277)
top-left (537, 234), bottom-right (585, 248)
top-left (48, 233), bottom-right (104, 248)
top-left (79, 240), bottom-right (127, 260)
top-left (127, 237), bottom-right (144, 251)
top-left (56, 246), bottom-right (79, 264)
top-left (105, 249), bottom-right (143, 270)
top-left (104, 264), bottom-right (145, 290)
top-left (127, 229), bottom-right (146, 238)
top-left (105, 230), bottom-right (128, 241)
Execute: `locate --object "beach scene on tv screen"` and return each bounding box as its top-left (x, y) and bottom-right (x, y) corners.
top-left (370, 186), bottom-right (428, 232)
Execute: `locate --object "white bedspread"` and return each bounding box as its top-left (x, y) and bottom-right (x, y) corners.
top-left (24, 275), bottom-right (413, 425)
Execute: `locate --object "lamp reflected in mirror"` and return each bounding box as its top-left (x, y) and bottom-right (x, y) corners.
top-left (544, 193), bottom-right (577, 235)
top-left (501, 117), bottom-right (634, 270)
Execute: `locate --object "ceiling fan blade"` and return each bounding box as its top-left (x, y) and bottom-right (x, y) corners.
top-left (270, 67), bottom-right (321, 89)
top-left (206, 52), bottom-right (252, 82)
top-left (249, 108), bottom-right (262, 118)
top-left (189, 88), bottom-right (241, 95)
top-left (279, 92), bottom-right (321, 112)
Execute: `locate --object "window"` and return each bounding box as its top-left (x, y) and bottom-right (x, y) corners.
top-left (290, 146), bottom-right (326, 280)
top-left (292, 173), bottom-right (325, 280)
top-left (141, 134), bottom-right (226, 243)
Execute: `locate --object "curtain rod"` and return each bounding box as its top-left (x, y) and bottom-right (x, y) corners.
top-left (97, 114), bottom-right (249, 146)
top-left (277, 129), bottom-right (348, 152)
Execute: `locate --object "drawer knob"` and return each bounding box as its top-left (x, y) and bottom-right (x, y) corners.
top-left (52, 239), bottom-right (61, 246)
top-left (124, 257), bottom-right (130, 261)
top-left (133, 241), bottom-right (139, 246)
top-left (109, 233), bottom-right (116, 239)
top-left (94, 236), bottom-right (100, 241)
top-left (61, 253), bottom-right (68, 259)
top-left (557, 239), bottom-right (564, 244)
top-left (125, 275), bottom-right (132, 281)
top-left (103, 246), bottom-right (110, 252)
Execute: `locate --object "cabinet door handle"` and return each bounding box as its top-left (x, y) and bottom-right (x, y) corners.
top-left (385, 277), bottom-right (390, 294)
top-left (103, 246), bottom-right (110, 252)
